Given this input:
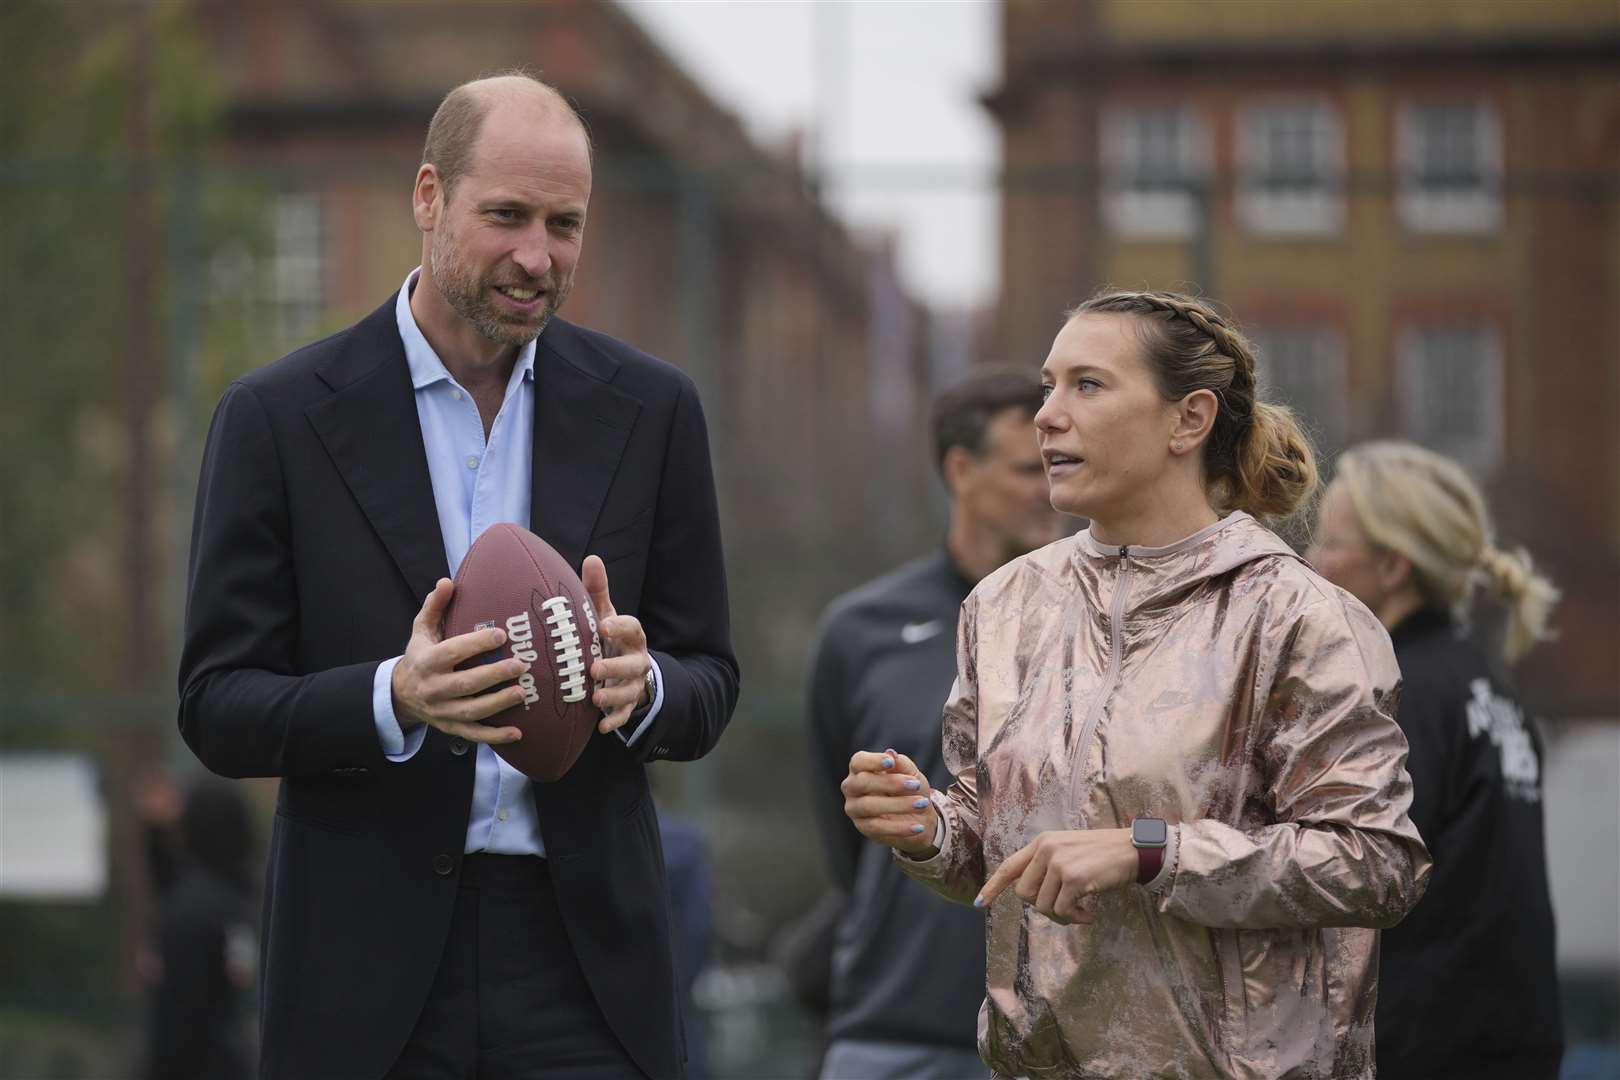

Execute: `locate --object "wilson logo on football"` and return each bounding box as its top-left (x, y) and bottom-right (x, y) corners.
top-left (503, 611), bottom-right (541, 707)
top-left (540, 597), bottom-right (590, 703)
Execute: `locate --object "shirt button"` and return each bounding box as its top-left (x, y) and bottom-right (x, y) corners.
top-left (466, 455), bottom-right (478, 470)
top-left (451, 389), bottom-right (463, 401)
top-left (497, 808), bottom-right (509, 822)
top-left (449, 736), bottom-right (469, 756)
top-left (432, 853), bottom-right (455, 876)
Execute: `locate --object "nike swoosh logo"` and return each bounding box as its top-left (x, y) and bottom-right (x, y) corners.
top-left (900, 620), bottom-right (945, 645)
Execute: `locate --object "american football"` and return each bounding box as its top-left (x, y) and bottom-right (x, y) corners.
top-left (441, 523), bottom-right (603, 781)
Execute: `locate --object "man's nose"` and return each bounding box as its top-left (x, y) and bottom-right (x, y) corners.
top-left (513, 228), bottom-right (552, 279)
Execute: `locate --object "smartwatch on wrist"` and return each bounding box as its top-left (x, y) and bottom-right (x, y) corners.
top-left (1131, 817), bottom-right (1168, 886)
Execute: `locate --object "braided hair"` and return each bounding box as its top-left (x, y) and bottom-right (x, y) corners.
top-left (1067, 289), bottom-right (1318, 523)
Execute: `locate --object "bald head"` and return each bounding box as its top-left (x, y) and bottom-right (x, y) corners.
top-left (422, 73), bottom-right (590, 200)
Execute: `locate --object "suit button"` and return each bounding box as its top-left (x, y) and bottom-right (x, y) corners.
top-left (449, 737), bottom-right (469, 756)
top-left (433, 854), bottom-right (455, 876)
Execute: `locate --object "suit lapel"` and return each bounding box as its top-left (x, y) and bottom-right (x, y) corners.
top-left (306, 300), bottom-right (450, 602)
top-left (530, 321), bottom-right (642, 571)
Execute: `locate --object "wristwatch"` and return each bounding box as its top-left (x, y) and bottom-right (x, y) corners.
top-left (630, 665), bottom-right (657, 719)
top-left (1131, 817), bottom-right (1169, 885)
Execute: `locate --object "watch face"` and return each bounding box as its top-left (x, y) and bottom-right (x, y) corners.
top-left (1133, 817), bottom-right (1168, 847)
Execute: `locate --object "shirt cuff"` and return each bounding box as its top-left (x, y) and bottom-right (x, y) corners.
top-left (613, 656), bottom-right (664, 748)
top-left (372, 656), bottom-right (426, 762)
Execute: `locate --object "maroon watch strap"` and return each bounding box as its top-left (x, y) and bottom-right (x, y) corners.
top-left (1136, 843), bottom-right (1165, 886)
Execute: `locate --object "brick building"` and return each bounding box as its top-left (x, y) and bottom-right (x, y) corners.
top-left (190, 0), bottom-right (940, 714)
top-left (987, 0), bottom-right (1620, 716)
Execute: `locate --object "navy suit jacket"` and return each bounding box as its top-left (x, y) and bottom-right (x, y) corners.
top-left (178, 298), bottom-right (739, 1080)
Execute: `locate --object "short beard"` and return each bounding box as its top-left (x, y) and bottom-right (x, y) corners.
top-left (428, 221), bottom-right (564, 348)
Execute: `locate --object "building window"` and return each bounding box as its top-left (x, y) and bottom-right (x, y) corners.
top-left (1249, 323), bottom-right (1349, 450)
top-left (1396, 323), bottom-right (1504, 473)
top-left (1396, 101), bottom-right (1503, 234)
top-left (1101, 104), bottom-right (1210, 238)
top-left (1237, 99), bottom-right (1345, 235)
top-left (270, 192), bottom-right (325, 340)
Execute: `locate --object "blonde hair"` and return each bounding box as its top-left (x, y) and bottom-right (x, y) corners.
top-left (1068, 290), bottom-right (1318, 523)
top-left (1336, 440), bottom-right (1559, 663)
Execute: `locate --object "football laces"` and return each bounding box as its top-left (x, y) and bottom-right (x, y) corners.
top-left (541, 596), bottom-right (589, 703)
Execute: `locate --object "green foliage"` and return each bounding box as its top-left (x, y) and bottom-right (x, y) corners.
top-left (0, 0), bottom-right (255, 698)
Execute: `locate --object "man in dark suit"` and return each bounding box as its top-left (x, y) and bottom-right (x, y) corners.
top-left (179, 73), bottom-right (739, 1080)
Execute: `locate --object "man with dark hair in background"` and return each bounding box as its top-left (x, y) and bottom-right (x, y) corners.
top-left (805, 369), bottom-right (1065, 1079)
top-left (179, 73), bottom-right (737, 1079)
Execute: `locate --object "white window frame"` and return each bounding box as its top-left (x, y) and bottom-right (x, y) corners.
top-left (1248, 323), bottom-right (1350, 448)
top-left (1396, 101), bottom-right (1504, 234)
top-left (1396, 322), bottom-right (1505, 474)
top-left (270, 191), bottom-right (326, 341)
top-left (1237, 98), bottom-right (1346, 236)
top-left (1101, 104), bottom-right (1211, 239)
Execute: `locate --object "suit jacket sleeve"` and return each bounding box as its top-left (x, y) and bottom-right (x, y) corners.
top-left (621, 375), bottom-right (739, 763)
top-left (177, 382), bottom-right (387, 779)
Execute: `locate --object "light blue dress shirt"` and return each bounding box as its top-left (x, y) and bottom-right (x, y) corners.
top-left (370, 268), bottom-right (663, 856)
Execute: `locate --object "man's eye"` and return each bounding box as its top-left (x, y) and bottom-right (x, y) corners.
top-left (1040, 385), bottom-right (1054, 399)
top-left (1078, 378), bottom-right (1102, 393)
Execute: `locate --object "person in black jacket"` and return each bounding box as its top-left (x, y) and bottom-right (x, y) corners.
top-left (806, 369), bottom-right (1064, 1080)
top-left (1308, 439), bottom-right (1563, 1080)
top-left (141, 779), bottom-right (258, 1080)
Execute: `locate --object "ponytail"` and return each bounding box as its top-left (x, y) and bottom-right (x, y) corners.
top-left (1231, 400), bottom-right (1319, 522)
top-left (1478, 544), bottom-right (1561, 664)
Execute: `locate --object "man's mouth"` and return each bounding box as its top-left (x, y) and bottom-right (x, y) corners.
top-left (1043, 450), bottom-right (1083, 469)
top-left (495, 285), bottom-right (544, 303)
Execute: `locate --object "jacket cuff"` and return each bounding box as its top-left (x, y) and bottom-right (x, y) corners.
top-left (892, 788), bottom-right (953, 873)
top-left (1142, 822), bottom-right (1180, 895)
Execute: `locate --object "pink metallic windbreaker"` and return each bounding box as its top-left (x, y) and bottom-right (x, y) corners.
top-left (898, 512), bottom-right (1431, 1079)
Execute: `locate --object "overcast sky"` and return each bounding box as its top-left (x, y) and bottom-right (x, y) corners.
top-left (620, 0), bottom-right (1000, 310)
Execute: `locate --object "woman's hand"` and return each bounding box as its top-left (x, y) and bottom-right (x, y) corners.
top-left (841, 748), bottom-right (939, 857)
top-left (975, 829), bottom-right (1139, 924)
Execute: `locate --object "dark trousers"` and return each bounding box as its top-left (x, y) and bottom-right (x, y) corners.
top-left (387, 855), bottom-right (646, 1080)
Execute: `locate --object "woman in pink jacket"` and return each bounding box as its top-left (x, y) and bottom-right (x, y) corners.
top-left (842, 290), bottom-right (1431, 1079)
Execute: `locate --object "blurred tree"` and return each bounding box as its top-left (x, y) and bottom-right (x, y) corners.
top-left (0, 0), bottom-right (221, 698)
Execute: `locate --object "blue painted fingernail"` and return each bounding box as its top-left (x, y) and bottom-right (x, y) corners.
top-left (974, 895), bottom-right (986, 909)
top-left (881, 756), bottom-right (894, 769)
top-left (912, 798), bottom-right (928, 809)
top-left (910, 823), bottom-right (925, 834)
top-left (903, 778), bottom-right (920, 791)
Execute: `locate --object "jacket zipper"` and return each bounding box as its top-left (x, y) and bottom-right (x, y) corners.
top-left (1070, 546), bottom-right (1132, 818)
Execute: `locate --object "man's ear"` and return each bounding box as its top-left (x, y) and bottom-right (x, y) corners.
top-left (1170, 388), bottom-right (1219, 454)
top-left (942, 445), bottom-right (978, 500)
top-left (412, 164), bottom-right (442, 233)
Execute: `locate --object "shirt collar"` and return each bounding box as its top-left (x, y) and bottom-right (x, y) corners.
top-left (394, 267), bottom-right (536, 391)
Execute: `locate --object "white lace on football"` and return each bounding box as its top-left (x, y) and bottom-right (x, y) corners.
top-left (541, 596), bottom-right (588, 703)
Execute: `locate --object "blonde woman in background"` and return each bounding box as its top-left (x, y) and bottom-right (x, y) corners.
top-left (1308, 441), bottom-right (1563, 1080)
top-left (841, 291), bottom-right (1431, 1079)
